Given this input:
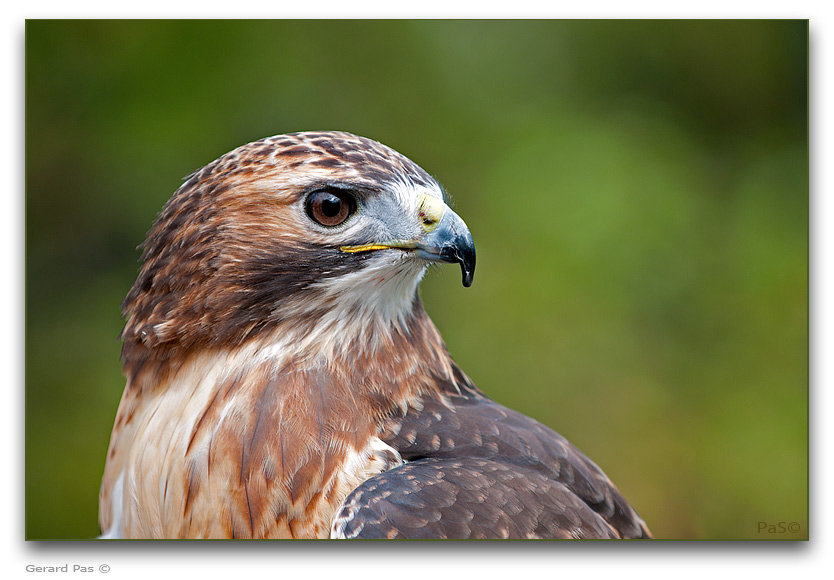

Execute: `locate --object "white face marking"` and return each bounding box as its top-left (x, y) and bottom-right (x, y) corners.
top-left (245, 257), bottom-right (426, 369)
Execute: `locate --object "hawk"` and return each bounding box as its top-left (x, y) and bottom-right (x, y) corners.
top-left (99, 131), bottom-right (651, 539)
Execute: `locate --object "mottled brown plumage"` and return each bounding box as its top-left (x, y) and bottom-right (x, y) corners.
top-left (99, 131), bottom-right (650, 539)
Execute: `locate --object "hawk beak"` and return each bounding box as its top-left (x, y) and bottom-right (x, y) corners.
top-left (414, 197), bottom-right (476, 288)
top-left (340, 194), bottom-right (476, 287)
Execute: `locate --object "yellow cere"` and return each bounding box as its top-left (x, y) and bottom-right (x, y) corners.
top-left (416, 193), bottom-right (447, 233)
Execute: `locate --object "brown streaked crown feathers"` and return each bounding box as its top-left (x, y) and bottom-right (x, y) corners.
top-left (99, 131), bottom-right (651, 539)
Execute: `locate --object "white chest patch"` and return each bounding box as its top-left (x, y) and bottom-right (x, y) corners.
top-left (329, 437), bottom-right (403, 539)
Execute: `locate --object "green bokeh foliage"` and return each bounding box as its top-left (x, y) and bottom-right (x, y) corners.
top-left (25, 20), bottom-right (808, 540)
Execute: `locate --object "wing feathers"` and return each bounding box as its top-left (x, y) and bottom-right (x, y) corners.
top-left (338, 367), bottom-right (651, 539)
top-left (333, 457), bottom-right (622, 539)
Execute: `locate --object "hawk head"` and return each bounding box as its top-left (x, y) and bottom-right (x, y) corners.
top-left (121, 131), bottom-right (475, 371)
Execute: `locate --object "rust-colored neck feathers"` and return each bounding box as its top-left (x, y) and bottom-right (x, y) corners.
top-left (101, 296), bottom-right (458, 538)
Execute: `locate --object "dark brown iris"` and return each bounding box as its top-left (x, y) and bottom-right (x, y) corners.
top-left (305, 190), bottom-right (356, 227)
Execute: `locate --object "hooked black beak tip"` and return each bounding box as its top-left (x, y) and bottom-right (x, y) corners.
top-left (439, 232), bottom-right (476, 288)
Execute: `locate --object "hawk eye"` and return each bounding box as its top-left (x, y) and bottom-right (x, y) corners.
top-left (305, 190), bottom-right (356, 227)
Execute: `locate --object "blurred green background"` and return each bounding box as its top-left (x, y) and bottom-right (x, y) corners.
top-left (25, 20), bottom-right (808, 540)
